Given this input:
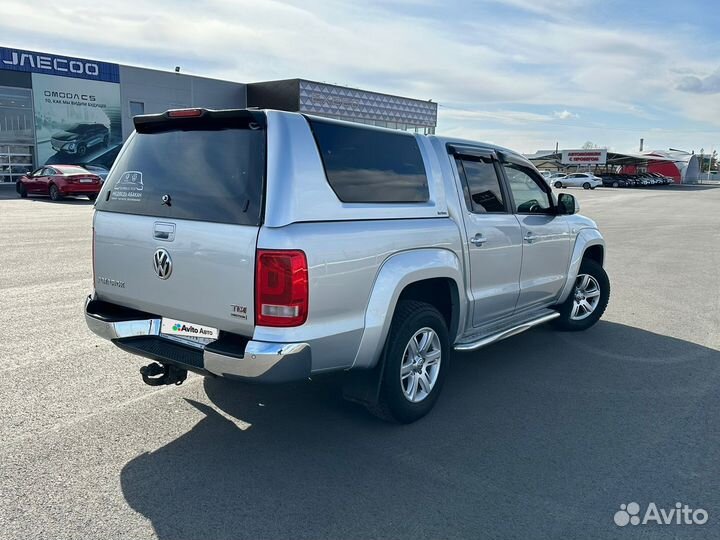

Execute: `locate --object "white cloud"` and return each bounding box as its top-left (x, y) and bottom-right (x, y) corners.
top-left (554, 110), bottom-right (578, 120)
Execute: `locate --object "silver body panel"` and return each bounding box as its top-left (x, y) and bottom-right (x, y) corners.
top-left (89, 109), bottom-right (605, 378)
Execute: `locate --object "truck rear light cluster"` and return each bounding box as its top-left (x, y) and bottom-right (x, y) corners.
top-left (255, 250), bottom-right (308, 327)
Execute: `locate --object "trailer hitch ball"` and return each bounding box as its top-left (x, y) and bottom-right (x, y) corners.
top-left (140, 362), bottom-right (188, 386)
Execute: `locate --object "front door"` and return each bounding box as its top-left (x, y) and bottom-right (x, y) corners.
top-left (501, 159), bottom-right (572, 312)
top-left (26, 168), bottom-right (46, 193)
top-left (453, 150), bottom-right (523, 327)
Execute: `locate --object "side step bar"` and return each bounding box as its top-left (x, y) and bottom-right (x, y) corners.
top-left (454, 312), bottom-right (560, 352)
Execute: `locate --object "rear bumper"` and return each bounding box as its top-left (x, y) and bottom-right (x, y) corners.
top-left (59, 184), bottom-right (101, 195)
top-left (84, 296), bottom-right (311, 383)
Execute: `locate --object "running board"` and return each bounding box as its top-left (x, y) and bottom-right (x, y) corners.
top-left (454, 312), bottom-right (560, 352)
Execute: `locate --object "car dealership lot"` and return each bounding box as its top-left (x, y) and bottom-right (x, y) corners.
top-left (1, 186), bottom-right (719, 539)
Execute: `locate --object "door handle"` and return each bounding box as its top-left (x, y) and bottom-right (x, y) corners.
top-left (470, 233), bottom-right (486, 246)
top-left (524, 232), bottom-right (537, 244)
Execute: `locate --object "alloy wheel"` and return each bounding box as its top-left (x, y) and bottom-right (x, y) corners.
top-left (400, 327), bottom-right (442, 403)
top-left (570, 273), bottom-right (601, 320)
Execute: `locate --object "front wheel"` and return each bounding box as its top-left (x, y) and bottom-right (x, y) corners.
top-left (16, 182), bottom-right (27, 198)
top-left (554, 181), bottom-right (563, 188)
top-left (553, 258), bottom-right (609, 331)
top-left (583, 182), bottom-right (591, 189)
top-left (367, 300), bottom-right (450, 423)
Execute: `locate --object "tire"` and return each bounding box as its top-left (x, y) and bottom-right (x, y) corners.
top-left (16, 182), bottom-right (27, 198)
top-left (554, 181), bottom-right (563, 188)
top-left (367, 300), bottom-right (450, 424)
top-left (612, 181), bottom-right (619, 187)
top-left (553, 258), bottom-right (609, 331)
top-left (583, 182), bottom-right (591, 189)
top-left (49, 184), bottom-right (63, 201)
top-left (87, 193), bottom-right (98, 202)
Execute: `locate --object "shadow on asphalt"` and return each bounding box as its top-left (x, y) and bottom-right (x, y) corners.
top-left (120, 321), bottom-right (720, 540)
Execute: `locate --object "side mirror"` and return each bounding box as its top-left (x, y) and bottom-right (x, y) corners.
top-left (557, 193), bottom-right (579, 215)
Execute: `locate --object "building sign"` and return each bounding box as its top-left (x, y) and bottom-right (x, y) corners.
top-left (0, 47), bottom-right (119, 83)
top-left (32, 73), bottom-right (122, 166)
top-left (561, 149), bottom-right (607, 165)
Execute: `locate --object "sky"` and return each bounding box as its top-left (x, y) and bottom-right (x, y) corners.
top-left (2, 0), bottom-right (719, 153)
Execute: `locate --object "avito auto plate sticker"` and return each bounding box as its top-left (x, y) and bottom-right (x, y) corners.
top-left (110, 171), bottom-right (143, 201)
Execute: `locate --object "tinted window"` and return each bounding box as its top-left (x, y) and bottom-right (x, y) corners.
top-left (95, 128), bottom-right (265, 226)
top-left (307, 118), bottom-right (429, 203)
top-left (504, 163), bottom-right (552, 213)
top-left (456, 157), bottom-right (506, 213)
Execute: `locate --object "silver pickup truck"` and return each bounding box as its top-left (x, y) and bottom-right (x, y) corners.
top-left (85, 108), bottom-right (609, 423)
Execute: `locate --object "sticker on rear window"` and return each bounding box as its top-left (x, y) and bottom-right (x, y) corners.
top-left (110, 171), bottom-right (144, 202)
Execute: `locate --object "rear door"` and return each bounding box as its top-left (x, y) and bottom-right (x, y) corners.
top-left (93, 110), bottom-right (266, 337)
top-left (451, 147), bottom-right (522, 327)
top-left (501, 158), bottom-right (572, 311)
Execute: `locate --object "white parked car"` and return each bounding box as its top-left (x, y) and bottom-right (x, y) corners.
top-left (553, 173), bottom-right (602, 190)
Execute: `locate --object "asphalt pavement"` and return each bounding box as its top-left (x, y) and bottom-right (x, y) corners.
top-left (1, 184), bottom-right (719, 539)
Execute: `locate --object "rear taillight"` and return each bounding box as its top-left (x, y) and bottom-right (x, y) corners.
top-left (255, 250), bottom-right (308, 327)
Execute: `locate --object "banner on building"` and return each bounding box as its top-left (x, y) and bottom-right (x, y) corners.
top-left (561, 149), bottom-right (607, 166)
top-left (31, 73), bottom-right (122, 166)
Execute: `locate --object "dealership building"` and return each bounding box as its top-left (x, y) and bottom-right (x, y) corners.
top-left (0, 46), bottom-right (437, 184)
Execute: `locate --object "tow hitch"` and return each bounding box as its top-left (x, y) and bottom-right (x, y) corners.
top-left (140, 362), bottom-right (188, 386)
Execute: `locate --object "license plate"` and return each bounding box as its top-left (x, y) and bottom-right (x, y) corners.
top-left (80, 179), bottom-right (93, 183)
top-left (161, 318), bottom-right (219, 343)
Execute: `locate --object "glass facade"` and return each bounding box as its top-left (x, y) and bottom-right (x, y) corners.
top-left (0, 86), bottom-right (34, 183)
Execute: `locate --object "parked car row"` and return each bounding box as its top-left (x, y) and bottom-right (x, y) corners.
top-left (540, 170), bottom-right (675, 189)
top-left (597, 172), bottom-right (675, 187)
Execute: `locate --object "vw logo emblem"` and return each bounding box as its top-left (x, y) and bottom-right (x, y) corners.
top-left (153, 248), bottom-right (172, 279)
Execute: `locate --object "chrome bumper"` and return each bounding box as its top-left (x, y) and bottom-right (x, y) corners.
top-left (85, 296), bottom-right (311, 383)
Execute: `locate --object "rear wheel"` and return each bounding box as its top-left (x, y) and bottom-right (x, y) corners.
top-left (583, 182), bottom-right (591, 189)
top-left (554, 181), bottom-right (563, 188)
top-left (553, 258), bottom-right (609, 331)
top-left (612, 181), bottom-right (619, 187)
top-left (16, 182), bottom-right (27, 198)
top-left (87, 193), bottom-right (98, 202)
top-left (367, 300), bottom-right (449, 423)
top-left (49, 184), bottom-right (63, 201)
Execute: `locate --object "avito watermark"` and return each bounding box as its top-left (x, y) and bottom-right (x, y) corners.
top-left (614, 502), bottom-right (708, 527)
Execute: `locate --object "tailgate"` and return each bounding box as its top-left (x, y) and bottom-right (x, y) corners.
top-left (94, 211), bottom-right (257, 336)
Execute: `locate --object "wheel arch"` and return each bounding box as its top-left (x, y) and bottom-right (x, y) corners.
top-left (556, 229), bottom-right (606, 305)
top-left (351, 248), bottom-right (466, 370)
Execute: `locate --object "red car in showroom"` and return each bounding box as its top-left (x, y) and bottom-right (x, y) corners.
top-left (16, 165), bottom-right (103, 201)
